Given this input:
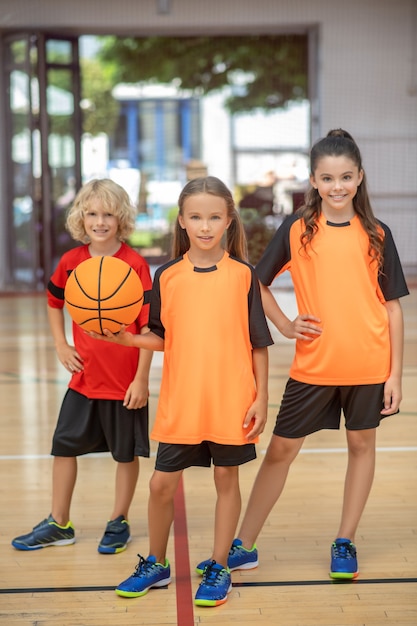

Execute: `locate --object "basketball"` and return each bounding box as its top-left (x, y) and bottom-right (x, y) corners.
top-left (64, 256), bottom-right (144, 334)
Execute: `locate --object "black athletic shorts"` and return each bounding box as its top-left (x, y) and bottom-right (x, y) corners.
top-left (51, 389), bottom-right (150, 462)
top-left (155, 441), bottom-right (256, 472)
top-left (274, 378), bottom-right (394, 439)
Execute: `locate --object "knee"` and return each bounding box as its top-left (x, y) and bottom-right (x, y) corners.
top-left (149, 472), bottom-right (177, 502)
top-left (213, 465), bottom-right (239, 493)
top-left (347, 430), bottom-right (376, 456)
top-left (264, 435), bottom-right (303, 465)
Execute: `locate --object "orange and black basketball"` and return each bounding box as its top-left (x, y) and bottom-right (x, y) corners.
top-left (64, 256), bottom-right (144, 334)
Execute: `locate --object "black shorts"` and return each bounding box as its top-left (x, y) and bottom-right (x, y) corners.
top-left (274, 378), bottom-right (392, 439)
top-left (51, 389), bottom-right (150, 462)
top-left (155, 441), bottom-right (256, 472)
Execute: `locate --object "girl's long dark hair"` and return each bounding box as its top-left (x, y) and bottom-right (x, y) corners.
top-left (300, 129), bottom-right (384, 270)
top-left (172, 176), bottom-right (248, 261)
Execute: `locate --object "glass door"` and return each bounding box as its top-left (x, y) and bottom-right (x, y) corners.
top-left (2, 33), bottom-right (81, 290)
top-left (4, 35), bottom-right (40, 288)
top-left (41, 36), bottom-right (82, 277)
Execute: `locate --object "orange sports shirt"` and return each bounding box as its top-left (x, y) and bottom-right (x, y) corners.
top-left (256, 213), bottom-right (409, 386)
top-left (149, 252), bottom-right (273, 445)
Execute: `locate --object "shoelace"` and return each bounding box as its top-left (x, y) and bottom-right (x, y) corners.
top-left (133, 554), bottom-right (155, 577)
top-left (229, 543), bottom-right (239, 556)
top-left (202, 561), bottom-right (226, 586)
top-left (333, 542), bottom-right (354, 559)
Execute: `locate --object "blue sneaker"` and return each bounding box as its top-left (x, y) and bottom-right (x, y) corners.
top-left (194, 560), bottom-right (232, 606)
top-left (115, 555), bottom-right (171, 598)
top-left (11, 514), bottom-right (75, 550)
top-left (196, 538), bottom-right (258, 575)
top-left (330, 538), bottom-right (359, 579)
top-left (98, 515), bottom-right (130, 554)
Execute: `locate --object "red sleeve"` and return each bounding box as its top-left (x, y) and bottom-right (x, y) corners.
top-left (47, 245), bottom-right (89, 309)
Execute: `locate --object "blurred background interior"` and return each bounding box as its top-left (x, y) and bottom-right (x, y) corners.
top-left (0, 0), bottom-right (416, 290)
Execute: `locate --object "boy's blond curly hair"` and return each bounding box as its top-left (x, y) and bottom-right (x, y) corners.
top-left (65, 178), bottom-right (136, 243)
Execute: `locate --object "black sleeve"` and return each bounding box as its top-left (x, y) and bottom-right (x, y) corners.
top-left (148, 267), bottom-right (165, 339)
top-left (378, 221), bottom-right (409, 301)
top-left (255, 214), bottom-right (299, 286)
top-left (247, 265), bottom-right (274, 348)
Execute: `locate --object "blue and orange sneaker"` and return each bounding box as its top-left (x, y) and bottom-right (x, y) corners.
top-left (330, 538), bottom-right (359, 579)
top-left (194, 560), bottom-right (232, 607)
top-left (98, 515), bottom-right (130, 554)
top-left (11, 514), bottom-right (75, 550)
top-left (196, 538), bottom-right (258, 575)
top-left (115, 554), bottom-right (171, 598)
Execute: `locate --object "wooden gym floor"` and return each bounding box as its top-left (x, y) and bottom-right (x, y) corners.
top-left (0, 282), bottom-right (416, 625)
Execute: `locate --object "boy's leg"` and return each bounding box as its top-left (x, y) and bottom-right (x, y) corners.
top-left (335, 428), bottom-right (376, 542)
top-left (110, 458), bottom-right (139, 520)
top-left (51, 456), bottom-right (77, 525)
top-left (98, 458), bottom-right (140, 554)
top-left (238, 434), bottom-right (304, 549)
top-left (212, 465), bottom-right (241, 568)
top-left (11, 456), bottom-right (77, 550)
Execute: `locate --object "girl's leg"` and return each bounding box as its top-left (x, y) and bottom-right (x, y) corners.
top-left (109, 458), bottom-right (139, 520)
top-left (335, 428), bottom-right (376, 542)
top-left (148, 469), bottom-right (183, 563)
top-left (238, 434), bottom-right (304, 548)
top-left (51, 456), bottom-right (77, 525)
top-left (211, 465), bottom-right (241, 568)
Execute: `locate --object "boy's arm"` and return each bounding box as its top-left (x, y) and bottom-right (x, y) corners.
top-left (381, 298), bottom-right (404, 415)
top-left (47, 305), bottom-right (83, 373)
top-left (243, 346), bottom-right (269, 440)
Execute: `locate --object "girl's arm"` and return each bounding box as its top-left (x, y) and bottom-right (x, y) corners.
top-left (243, 346), bottom-right (269, 441)
top-left (48, 305), bottom-right (83, 373)
top-left (123, 325), bottom-right (154, 410)
top-left (89, 326), bottom-right (165, 351)
top-left (381, 298), bottom-right (404, 415)
top-left (259, 283), bottom-right (322, 340)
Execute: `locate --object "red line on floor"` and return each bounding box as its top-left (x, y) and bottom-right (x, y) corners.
top-left (173, 474), bottom-right (195, 625)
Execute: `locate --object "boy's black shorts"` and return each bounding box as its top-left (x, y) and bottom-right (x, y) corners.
top-left (155, 440), bottom-right (256, 472)
top-left (51, 389), bottom-right (150, 462)
top-left (274, 378), bottom-right (394, 439)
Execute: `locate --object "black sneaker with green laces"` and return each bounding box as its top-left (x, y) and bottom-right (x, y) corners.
top-left (11, 514), bottom-right (75, 550)
top-left (98, 515), bottom-right (131, 554)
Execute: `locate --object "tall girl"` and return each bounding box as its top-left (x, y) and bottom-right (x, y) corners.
top-left (227, 129), bottom-right (409, 579)
top-left (95, 176), bottom-right (273, 606)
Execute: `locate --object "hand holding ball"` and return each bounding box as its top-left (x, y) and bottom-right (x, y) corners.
top-left (64, 256), bottom-right (144, 334)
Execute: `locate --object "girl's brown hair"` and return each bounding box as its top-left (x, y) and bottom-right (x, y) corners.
top-left (299, 129), bottom-right (384, 270)
top-left (172, 176), bottom-right (248, 261)
top-left (65, 178), bottom-right (136, 243)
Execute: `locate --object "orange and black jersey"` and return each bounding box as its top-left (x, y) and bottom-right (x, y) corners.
top-left (256, 213), bottom-right (409, 386)
top-left (149, 252), bottom-right (273, 445)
